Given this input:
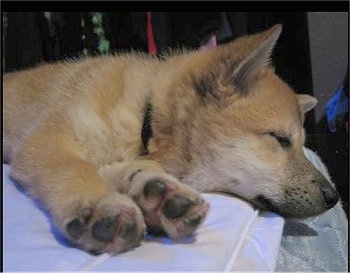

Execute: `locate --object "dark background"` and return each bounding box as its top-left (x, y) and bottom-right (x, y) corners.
top-left (2, 12), bottom-right (348, 216)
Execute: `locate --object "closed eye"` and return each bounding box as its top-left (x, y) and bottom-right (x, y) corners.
top-left (268, 132), bottom-right (292, 148)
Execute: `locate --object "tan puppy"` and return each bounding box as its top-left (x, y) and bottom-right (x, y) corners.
top-left (3, 24), bottom-right (338, 255)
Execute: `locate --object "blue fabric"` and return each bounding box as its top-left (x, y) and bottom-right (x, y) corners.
top-left (325, 85), bottom-right (348, 132)
top-left (277, 202), bottom-right (348, 272)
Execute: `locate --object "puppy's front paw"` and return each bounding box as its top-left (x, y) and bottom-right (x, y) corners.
top-left (130, 173), bottom-right (209, 239)
top-left (63, 193), bottom-right (146, 255)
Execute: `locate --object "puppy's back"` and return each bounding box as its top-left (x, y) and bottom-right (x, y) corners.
top-left (3, 54), bottom-right (160, 163)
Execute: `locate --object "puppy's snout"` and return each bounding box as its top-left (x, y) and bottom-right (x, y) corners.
top-left (321, 186), bottom-right (339, 209)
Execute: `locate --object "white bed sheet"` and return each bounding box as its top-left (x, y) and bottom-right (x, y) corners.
top-left (3, 164), bottom-right (284, 272)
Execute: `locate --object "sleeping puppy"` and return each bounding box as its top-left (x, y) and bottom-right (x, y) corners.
top-left (3, 24), bottom-right (338, 255)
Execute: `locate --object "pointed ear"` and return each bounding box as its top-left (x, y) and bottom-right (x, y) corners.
top-left (297, 94), bottom-right (318, 113)
top-left (233, 24), bottom-right (282, 91)
top-left (193, 25), bottom-right (282, 100)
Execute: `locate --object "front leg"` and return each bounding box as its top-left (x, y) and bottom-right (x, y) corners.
top-left (99, 160), bottom-right (210, 238)
top-left (11, 128), bottom-right (146, 255)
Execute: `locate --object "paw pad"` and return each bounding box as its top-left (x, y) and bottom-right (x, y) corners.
top-left (184, 215), bottom-right (202, 227)
top-left (120, 221), bottom-right (137, 240)
top-left (162, 195), bottom-right (193, 219)
top-left (92, 216), bottom-right (118, 242)
top-left (66, 208), bottom-right (92, 239)
top-left (143, 180), bottom-right (166, 199)
top-left (67, 218), bottom-right (85, 239)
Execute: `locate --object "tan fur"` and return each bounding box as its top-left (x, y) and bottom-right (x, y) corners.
top-left (3, 25), bottom-right (338, 255)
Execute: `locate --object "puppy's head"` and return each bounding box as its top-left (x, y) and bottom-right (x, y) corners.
top-left (153, 24), bottom-right (339, 218)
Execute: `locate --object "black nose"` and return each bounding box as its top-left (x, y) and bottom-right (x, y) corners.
top-left (322, 187), bottom-right (339, 209)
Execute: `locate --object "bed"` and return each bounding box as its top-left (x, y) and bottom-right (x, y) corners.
top-left (3, 148), bottom-right (348, 272)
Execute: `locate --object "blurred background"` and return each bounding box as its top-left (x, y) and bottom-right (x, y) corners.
top-left (2, 12), bottom-right (348, 215)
